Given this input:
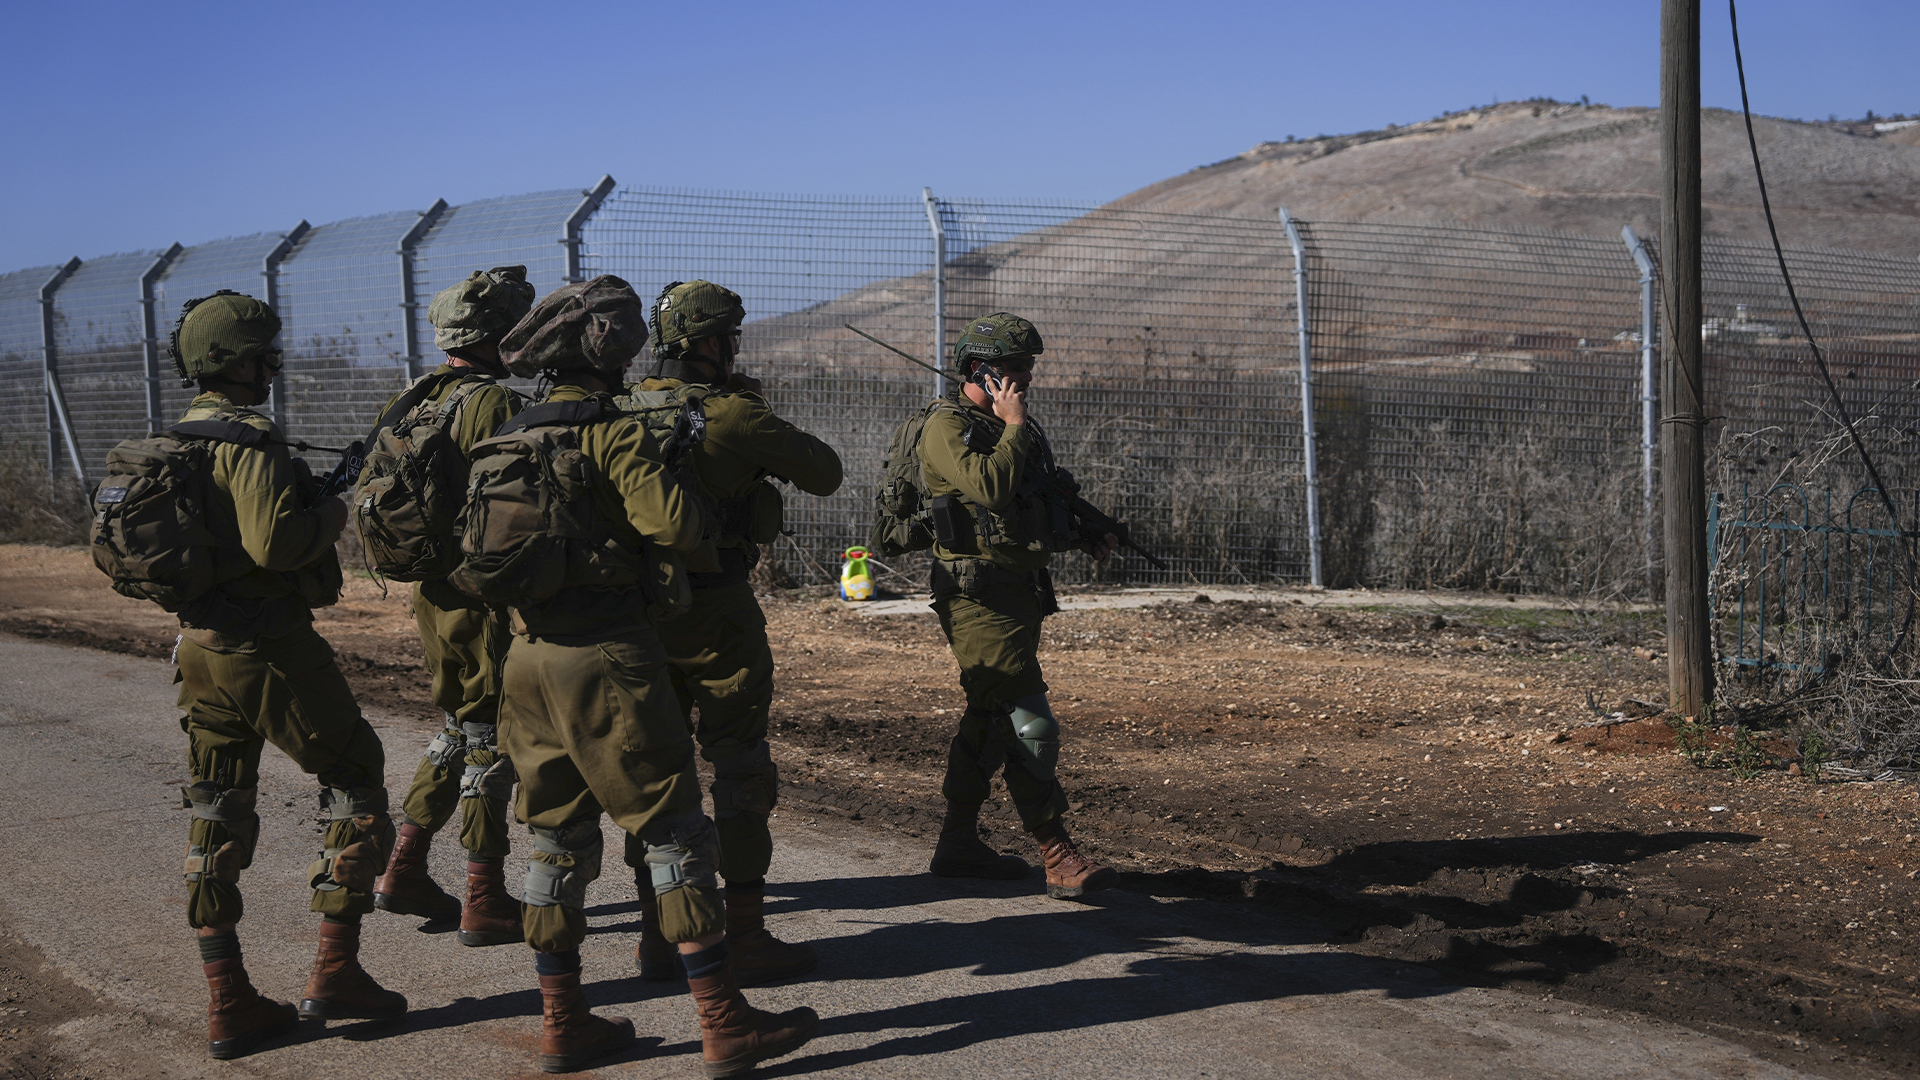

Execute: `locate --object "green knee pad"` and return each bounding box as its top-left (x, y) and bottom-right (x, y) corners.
top-left (1006, 694), bottom-right (1060, 778)
top-left (657, 884), bottom-right (726, 944)
top-left (183, 787), bottom-right (257, 929)
top-left (307, 785), bottom-right (390, 919)
top-left (456, 746), bottom-right (514, 859)
top-left (637, 810), bottom-right (724, 942)
top-left (400, 717), bottom-right (465, 830)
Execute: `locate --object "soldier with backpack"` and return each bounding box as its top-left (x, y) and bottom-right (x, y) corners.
top-left (363, 266), bottom-right (533, 948)
top-left (873, 313), bottom-right (1120, 899)
top-left (90, 291), bottom-right (406, 1060)
top-left (455, 276), bottom-right (818, 1076)
top-left (616, 280), bottom-right (842, 988)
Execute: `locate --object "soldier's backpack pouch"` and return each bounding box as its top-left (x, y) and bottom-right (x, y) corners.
top-left (351, 372), bottom-right (488, 582)
top-left (89, 420), bottom-right (265, 611)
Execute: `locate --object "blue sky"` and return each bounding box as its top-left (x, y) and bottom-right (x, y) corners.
top-left (1, 0), bottom-right (1911, 271)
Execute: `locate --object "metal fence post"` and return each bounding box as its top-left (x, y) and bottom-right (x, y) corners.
top-left (261, 221), bottom-right (311, 430)
top-left (138, 243), bottom-right (184, 434)
top-left (562, 175), bottom-right (617, 284)
top-left (1623, 226), bottom-right (1659, 595)
top-left (1278, 208), bottom-right (1323, 588)
top-left (924, 187), bottom-right (947, 397)
top-left (398, 200), bottom-right (450, 380)
top-left (37, 257), bottom-right (86, 492)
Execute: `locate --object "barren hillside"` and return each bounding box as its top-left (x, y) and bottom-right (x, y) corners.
top-left (1116, 101), bottom-right (1920, 256)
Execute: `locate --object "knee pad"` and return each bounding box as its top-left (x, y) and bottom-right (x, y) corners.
top-left (423, 715), bottom-right (464, 768)
top-left (637, 810), bottom-right (721, 897)
top-left (461, 721), bottom-right (500, 754)
top-left (181, 783), bottom-right (258, 884)
top-left (709, 740), bottom-right (777, 819)
top-left (1007, 694), bottom-right (1061, 777)
top-left (459, 752), bottom-right (516, 803)
top-left (308, 785), bottom-right (393, 893)
top-left (523, 816), bottom-right (604, 910)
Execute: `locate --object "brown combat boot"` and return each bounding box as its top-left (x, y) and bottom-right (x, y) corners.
top-left (928, 802), bottom-right (1029, 880)
top-left (724, 883), bottom-right (817, 987)
top-left (204, 957), bottom-right (297, 1060)
top-left (372, 822), bottom-right (460, 921)
top-left (457, 858), bottom-right (524, 947)
top-left (536, 969), bottom-right (635, 1073)
top-left (633, 890), bottom-right (680, 981)
top-left (297, 918), bottom-right (407, 1021)
top-left (1030, 819), bottom-right (1118, 900)
top-left (687, 960), bottom-right (819, 1078)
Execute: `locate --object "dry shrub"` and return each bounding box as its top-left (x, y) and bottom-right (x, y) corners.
top-left (0, 439), bottom-right (89, 545)
top-left (1366, 424), bottom-right (1648, 600)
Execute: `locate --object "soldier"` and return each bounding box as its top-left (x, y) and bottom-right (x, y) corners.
top-left (370, 266), bottom-right (533, 948)
top-left (150, 293), bottom-right (405, 1057)
top-left (482, 277), bottom-right (818, 1075)
top-left (621, 280), bottom-right (842, 987)
top-left (918, 313), bottom-right (1119, 898)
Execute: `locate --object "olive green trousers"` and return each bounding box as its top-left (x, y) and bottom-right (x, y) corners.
top-left (933, 582), bottom-right (1068, 830)
top-left (397, 582), bottom-right (512, 858)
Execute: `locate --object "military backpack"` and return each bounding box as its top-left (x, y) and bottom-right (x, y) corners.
top-left (89, 420), bottom-right (271, 610)
top-left (868, 398), bottom-right (961, 557)
top-left (616, 383), bottom-right (782, 553)
top-left (448, 399), bottom-right (690, 616)
top-left (352, 371), bottom-right (515, 582)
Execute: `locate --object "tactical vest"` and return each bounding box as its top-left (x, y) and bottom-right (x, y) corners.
top-left (352, 371), bottom-right (516, 582)
top-left (871, 396), bottom-right (1075, 557)
top-left (615, 383), bottom-right (782, 552)
top-left (448, 398), bottom-right (690, 617)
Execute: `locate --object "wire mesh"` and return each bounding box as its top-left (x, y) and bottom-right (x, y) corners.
top-left (47, 250), bottom-right (166, 483)
top-left (0, 265), bottom-right (57, 459)
top-left (1, 182), bottom-right (1912, 597)
top-left (152, 231), bottom-right (292, 430)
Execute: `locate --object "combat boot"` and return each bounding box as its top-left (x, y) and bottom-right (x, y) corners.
top-left (536, 969), bottom-right (634, 1073)
top-left (928, 802), bottom-right (1029, 880)
top-left (457, 858), bottom-right (524, 947)
top-left (724, 883), bottom-right (817, 987)
top-left (297, 918), bottom-right (407, 1021)
top-left (204, 957), bottom-right (297, 1059)
top-left (688, 960), bottom-right (819, 1078)
top-left (1030, 819), bottom-right (1118, 900)
top-left (633, 889), bottom-right (680, 981)
top-left (372, 822), bottom-right (460, 921)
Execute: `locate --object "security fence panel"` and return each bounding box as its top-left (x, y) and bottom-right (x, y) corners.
top-left (0, 265), bottom-right (58, 464)
top-left (408, 187), bottom-right (593, 371)
top-left (581, 188), bottom-right (940, 589)
top-left (1695, 238), bottom-right (1920, 496)
top-left (1292, 220), bottom-right (1646, 595)
top-left (152, 232), bottom-right (294, 431)
top-left (49, 250), bottom-right (168, 483)
top-left (275, 210), bottom-right (424, 460)
top-left (935, 201), bottom-right (1299, 586)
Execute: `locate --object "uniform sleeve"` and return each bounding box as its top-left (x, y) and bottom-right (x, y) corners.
top-left (598, 419), bottom-right (705, 553)
top-left (918, 408), bottom-right (1031, 513)
top-left (215, 428), bottom-right (338, 572)
top-left (455, 382), bottom-right (518, 454)
top-left (703, 393), bottom-right (843, 496)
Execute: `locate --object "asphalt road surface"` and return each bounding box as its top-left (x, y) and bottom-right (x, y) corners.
top-left (0, 635), bottom-right (1832, 1079)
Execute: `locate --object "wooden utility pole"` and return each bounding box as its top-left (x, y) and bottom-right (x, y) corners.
top-left (1661, 0), bottom-right (1712, 715)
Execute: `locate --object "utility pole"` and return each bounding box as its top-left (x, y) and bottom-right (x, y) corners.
top-left (1661, 0), bottom-right (1712, 715)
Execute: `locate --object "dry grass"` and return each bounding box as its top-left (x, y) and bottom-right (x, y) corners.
top-left (0, 440), bottom-right (88, 546)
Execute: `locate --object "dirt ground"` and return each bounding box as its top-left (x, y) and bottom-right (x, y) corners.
top-left (2, 542), bottom-right (1918, 1078)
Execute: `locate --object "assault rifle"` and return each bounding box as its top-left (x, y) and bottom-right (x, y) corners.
top-left (845, 323), bottom-right (1169, 571)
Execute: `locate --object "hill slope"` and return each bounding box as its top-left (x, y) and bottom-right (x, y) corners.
top-left (1114, 101), bottom-right (1920, 255)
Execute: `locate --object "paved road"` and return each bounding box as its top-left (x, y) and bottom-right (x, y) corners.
top-left (0, 635), bottom-right (1826, 1079)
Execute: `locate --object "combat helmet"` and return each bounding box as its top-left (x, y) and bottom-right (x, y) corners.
top-left (168, 290), bottom-right (282, 386)
top-left (648, 280), bottom-right (745, 360)
top-left (428, 265), bottom-right (536, 353)
top-left (499, 275), bottom-right (648, 378)
top-left (953, 312), bottom-right (1043, 370)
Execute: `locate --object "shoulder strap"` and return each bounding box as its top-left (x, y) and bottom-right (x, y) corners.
top-left (366, 370), bottom-right (462, 443)
top-left (164, 418), bottom-right (272, 451)
top-left (493, 399), bottom-right (613, 438)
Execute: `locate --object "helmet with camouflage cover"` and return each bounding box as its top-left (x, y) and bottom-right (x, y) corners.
top-left (499, 275), bottom-right (648, 377)
top-left (168, 290), bottom-right (282, 386)
top-left (648, 280), bottom-right (745, 360)
top-left (952, 312), bottom-right (1043, 370)
top-left (428, 265), bottom-right (536, 352)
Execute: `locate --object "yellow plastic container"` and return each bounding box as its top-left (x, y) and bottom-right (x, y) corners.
top-left (840, 546), bottom-right (875, 601)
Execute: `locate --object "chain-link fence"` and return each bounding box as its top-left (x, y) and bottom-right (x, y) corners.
top-left (3, 177), bottom-right (1914, 593)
